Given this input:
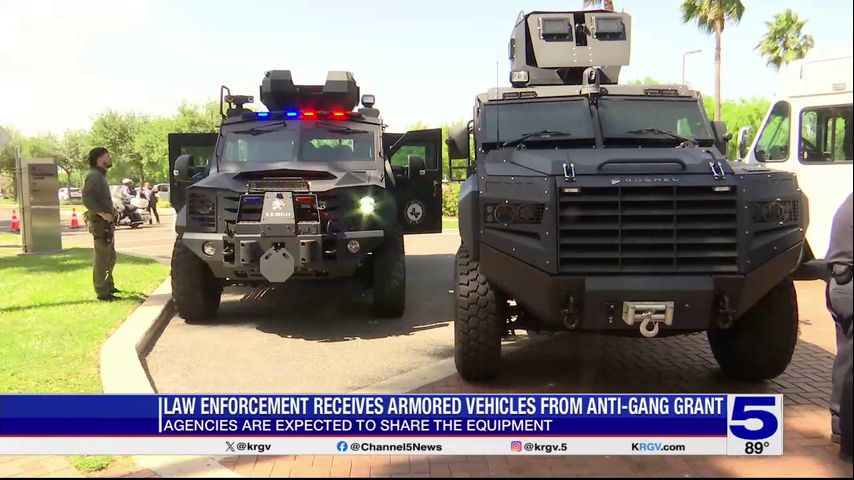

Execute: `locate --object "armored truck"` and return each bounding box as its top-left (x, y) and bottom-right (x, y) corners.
top-left (446, 10), bottom-right (808, 381)
top-left (169, 71), bottom-right (443, 322)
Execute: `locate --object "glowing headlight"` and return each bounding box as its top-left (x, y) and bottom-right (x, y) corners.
top-left (358, 196), bottom-right (376, 215)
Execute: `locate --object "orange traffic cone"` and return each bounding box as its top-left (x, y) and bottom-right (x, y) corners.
top-left (70, 208), bottom-right (80, 229)
top-left (10, 209), bottom-right (19, 232)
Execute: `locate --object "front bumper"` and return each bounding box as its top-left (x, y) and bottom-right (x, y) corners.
top-left (181, 230), bottom-right (385, 282)
top-left (479, 242), bottom-right (802, 334)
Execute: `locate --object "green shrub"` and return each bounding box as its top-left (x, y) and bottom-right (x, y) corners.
top-left (157, 199), bottom-right (172, 209)
top-left (442, 182), bottom-right (460, 217)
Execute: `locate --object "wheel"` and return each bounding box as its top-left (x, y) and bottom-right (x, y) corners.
top-left (130, 222), bottom-right (142, 229)
top-left (708, 277), bottom-right (799, 381)
top-left (171, 239), bottom-right (222, 323)
top-left (454, 245), bottom-right (506, 381)
top-left (372, 230), bottom-right (406, 317)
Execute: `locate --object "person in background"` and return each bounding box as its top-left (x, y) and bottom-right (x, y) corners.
top-left (120, 178), bottom-right (136, 202)
top-left (81, 147), bottom-right (120, 301)
top-left (140, 182), bottom-right (160, 224)
top-left (826, 193), bottom-right (853, 461)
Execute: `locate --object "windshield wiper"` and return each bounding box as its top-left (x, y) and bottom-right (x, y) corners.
top-left (624, 128), bottom-right (697, 146)
top-left (315, 122), bottom-right (369, 134)
top-left (501, 129), bottom-right (572, 148)
top-left (233, 121), bottom-right (288, 136)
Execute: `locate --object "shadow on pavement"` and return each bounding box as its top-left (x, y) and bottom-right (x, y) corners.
top-left (197, 253), bottom-right (455, 343)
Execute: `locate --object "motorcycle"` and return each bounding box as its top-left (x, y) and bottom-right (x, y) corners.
top-left (110, 186), bottom-right (150, 228)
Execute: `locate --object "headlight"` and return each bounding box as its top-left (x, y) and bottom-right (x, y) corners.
top-left (484, 202), bottom-right (544, 225)
top-left (202, 242), bottom-right (217, 257)
top-left (751, 200), bottom-right (799, 224)
top-left (358, 196), bottom-right (376, 215)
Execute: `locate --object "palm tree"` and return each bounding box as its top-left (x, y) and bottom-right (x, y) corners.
top-left (583, 0), bottom-right (615, 11)
top-left (681, 0), bottom-right (746, 121)
top-left (756, 10), bottom-right (814, 70)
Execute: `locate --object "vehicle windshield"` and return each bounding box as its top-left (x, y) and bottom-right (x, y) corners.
top-left (480, 99), bottom-right (594, 148)
top-left (599, 98), bottom-right (714, 145)
top-left (219, 123), bottom-right (375, 164)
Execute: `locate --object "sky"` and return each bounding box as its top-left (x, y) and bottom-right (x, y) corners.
top-left (1, 0), bottom-right (852, 136)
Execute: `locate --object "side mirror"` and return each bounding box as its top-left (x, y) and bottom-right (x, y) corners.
top-left (711, 120), bottom-right (730, 156)
top-left (173, 154), bottom-right (195, 182)
top-left (407, 154), bottom-right (426, 179)
top-left (737, 126), bottom-right (751, 159)
top-left (446, 125), bottom-right (470, 160)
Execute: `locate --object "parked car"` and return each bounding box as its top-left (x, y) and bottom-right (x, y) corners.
top-left (58, 187), bottom-right (82, 201)
top-left (154, 183), bottom-right (170, 205)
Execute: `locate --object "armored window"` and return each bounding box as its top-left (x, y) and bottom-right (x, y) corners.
top-left (754, 101), bottom-right (790, 162)
top-left (799, 104), bottom-right (853, 164)
top-left (540, 18), bottom-right (573, 42)
top-left (390, 144), bottom-right (437, 170)
top-left (592, 16), bottom-right (626, 41)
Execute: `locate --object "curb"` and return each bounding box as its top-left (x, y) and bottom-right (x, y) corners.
top-left (100, 278), bottom-right (174, 394)
top-left (99, 277), bottom-right (238, 478)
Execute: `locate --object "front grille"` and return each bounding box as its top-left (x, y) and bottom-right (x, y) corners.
top-left (558, 186), bottom-right (739, 273)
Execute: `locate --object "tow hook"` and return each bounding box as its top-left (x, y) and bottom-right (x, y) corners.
top-left (562, 294), bottom-right (581, 330)
top-left (715, 295), bottom-right (735, 329)
top-left (639, 314), bottom-right (660, 338)
top-left (622, 301), bottom-right (674, 338)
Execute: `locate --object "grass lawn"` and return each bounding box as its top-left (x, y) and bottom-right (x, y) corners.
top-left (442, 216), bottom-right (459, 230)
top-left (0, 232), bottom-right (169, 393)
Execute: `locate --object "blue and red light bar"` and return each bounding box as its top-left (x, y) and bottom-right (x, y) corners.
top-left (252, 110), bottom-right (350, 120)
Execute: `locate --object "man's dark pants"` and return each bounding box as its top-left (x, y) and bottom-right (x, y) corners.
top-left (828, 278), bottom-right (853, 454)
top-left (91, 220), bottom-right (116, 297)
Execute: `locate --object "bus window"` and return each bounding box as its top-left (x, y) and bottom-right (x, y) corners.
top-left (799, 104), bottom-right (853, 164)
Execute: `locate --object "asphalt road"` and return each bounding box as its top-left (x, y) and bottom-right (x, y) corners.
top-left (146, 233), bottom-right (462, 393)
top-left (1, 206), bottom-right (176, 262)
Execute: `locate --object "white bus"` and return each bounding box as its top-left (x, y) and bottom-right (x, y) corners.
top-left (740, 46), bottom-right (853, 274)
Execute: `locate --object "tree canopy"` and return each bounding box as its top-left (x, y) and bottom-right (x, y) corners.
top-left (756, 10), bottom-right (814, 70)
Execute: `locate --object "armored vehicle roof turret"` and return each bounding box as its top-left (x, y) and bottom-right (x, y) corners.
top-left (260, 70), bottom-right (360, 111)
top-left (509, 10), bottom-right (631, 87)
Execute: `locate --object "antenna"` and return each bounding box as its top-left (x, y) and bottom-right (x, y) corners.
top-left (495, 60), bottom-right (500, 149)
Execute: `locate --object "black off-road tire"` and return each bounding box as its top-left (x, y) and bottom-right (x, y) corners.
top-left (708, 277), bottom-right (799, 381)
top-left (454, 245), bottom-right (506, 381)
top-left (372, 230), bottom-right (406, 317)
top-left (171, 239), bottom-right (222, 323)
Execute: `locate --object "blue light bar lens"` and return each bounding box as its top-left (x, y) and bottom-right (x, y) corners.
top-left (285, 111), bottom-right (299, 118)
top-left (256, 112), bottom-right (270, 118)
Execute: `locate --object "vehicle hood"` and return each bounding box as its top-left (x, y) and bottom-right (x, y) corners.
top-left (480, 147), bottom-right (733, 177)
top-left (189, 163), bottom-right (385, 194)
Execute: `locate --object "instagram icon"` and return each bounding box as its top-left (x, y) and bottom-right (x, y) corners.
top-left (511, 441), bottom-right (523, 452)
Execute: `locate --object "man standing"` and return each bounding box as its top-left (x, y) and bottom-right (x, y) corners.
top-left (141, 182), bottom-right (160, 224)
top-left (82, 147), bottom-right (120, 301)
top-left (827, 193), bottom-right (853, 460)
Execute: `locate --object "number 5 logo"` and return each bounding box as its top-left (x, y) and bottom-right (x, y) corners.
top-left (729, 397), bottom-right (779, 440)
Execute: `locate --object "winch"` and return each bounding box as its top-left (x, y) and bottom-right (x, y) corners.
top-left (622, 301), bottom-right (675, 338)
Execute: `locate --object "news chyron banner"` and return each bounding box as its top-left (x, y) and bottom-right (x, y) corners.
top-left (0, 394), bottom-right (782, 456)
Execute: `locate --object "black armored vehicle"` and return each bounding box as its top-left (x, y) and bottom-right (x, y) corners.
top-left (446, 10), bottom-right (808, 381)
top-left (168, 71), bottom-right (443, 321)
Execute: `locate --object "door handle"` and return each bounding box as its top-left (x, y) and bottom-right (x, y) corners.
top-left (433, 180), bottom-right (439, 198)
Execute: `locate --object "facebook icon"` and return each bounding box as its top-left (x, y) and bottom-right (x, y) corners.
top-left (336, 441), bottom-right (348, 452)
